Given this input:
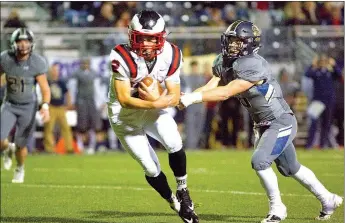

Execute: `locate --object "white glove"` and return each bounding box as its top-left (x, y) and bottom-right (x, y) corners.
top-left (180, 92), bottom-right (203, 108)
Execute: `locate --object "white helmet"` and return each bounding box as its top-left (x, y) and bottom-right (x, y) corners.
top-left (128, 10), bottom-right (167, 59)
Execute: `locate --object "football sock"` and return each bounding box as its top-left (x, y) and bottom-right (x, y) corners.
top-left (293, 165), bottom-right (331, 201)
top-left (169, 149), bottom-right (187, 177)
top-left (256, 167), bottom-right (283, 205)
top-left (176, 175), bottom-right (187, 190)
top-left (145, 171), bottom-right (172, 200)
top-left (16, 165), bottom-right (24, 171)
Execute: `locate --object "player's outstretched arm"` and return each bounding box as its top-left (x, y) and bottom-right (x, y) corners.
top-left (177, 76), bottom-right (220, 110)
top-left (181, 79), bottom-right (255, 108)
top-left (202, 79), bottom-right (254, 101)
top-left (114, 79), bottom-right (173, 109)
top-left (194, 76), bottom-right (221, 93)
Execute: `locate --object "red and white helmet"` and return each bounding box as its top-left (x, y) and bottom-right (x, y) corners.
top-left (128, 10), bottom-right (167, 58)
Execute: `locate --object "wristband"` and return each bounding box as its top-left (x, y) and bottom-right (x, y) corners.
top-left (41, 103), bottom-right (49, 110)
top-left (180, 92), bottom-right (203, 108)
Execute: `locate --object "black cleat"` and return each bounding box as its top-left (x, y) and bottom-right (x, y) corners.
top-left (176, 188), bottom-right (199, 223)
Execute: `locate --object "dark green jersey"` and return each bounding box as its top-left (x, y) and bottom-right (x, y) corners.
top-left (212, 53), bottom-right (292, 124)
top-left (0, 50), bottom-right (48, 103)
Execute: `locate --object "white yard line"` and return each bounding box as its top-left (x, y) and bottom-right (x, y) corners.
top-left (27, 168), bottom-right (344, 177)
top-left (1, 183), bottom-right (322, 198)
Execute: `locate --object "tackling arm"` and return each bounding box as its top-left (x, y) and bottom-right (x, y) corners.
top-left (180, 79), bottom-right (255, 107)
top-left (194, 76), bottom-right (221, 92)
top-left (201, 79), bottom-right (254, 102)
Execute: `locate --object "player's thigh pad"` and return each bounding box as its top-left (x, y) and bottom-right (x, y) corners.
top-left (251, 114), bottom-right (297, 171)
top-left (14, 103), bottom-right (37, 147)
top-left (0, 102), bottom-right (17, 141)
top-left (274, 143), bottom-right (301, 176)
top-left (144, 111), bottom-right (183, 153)
top-left (111, 122), bottom-right (161, 177)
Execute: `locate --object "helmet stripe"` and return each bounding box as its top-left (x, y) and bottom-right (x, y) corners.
top-left (230, 20), bottom-right (244, 32)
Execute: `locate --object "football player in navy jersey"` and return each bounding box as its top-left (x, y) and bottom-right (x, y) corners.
top-left (179, 20), bottom-right (342, 222)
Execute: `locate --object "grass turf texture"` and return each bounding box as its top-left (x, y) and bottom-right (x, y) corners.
top-left (1, 149), bottom-right (343, 223)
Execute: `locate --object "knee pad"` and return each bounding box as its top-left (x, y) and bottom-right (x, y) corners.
top-left (164, 135), bottom-right (182, 153)
top-left (251, 161), bottom-right (272, 171)
top-left (276, 162), bottom-right (301, 177)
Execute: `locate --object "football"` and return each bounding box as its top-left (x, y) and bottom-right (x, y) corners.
top-left (139, 76), bottom-right (164, 100)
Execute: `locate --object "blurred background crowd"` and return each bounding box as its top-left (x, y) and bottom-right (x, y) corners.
top-left (4, 1), bottom-right (343, 28)
top-left (0, 1), bottom-right (344, 154)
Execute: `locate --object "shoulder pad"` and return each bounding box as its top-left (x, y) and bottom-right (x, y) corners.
top-left (167, 43), bottom-right (182, 76)
top-left (112, 44), bottom-right (137, 78)
top-left (31, 53), bottom-right (48, 74)
top-left (233, 54), bottom-right (267, 82)
top-left (233, 55), bottom-right (261, 71)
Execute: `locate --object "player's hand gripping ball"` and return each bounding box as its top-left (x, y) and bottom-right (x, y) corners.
top-left (139, 76), bottom-right (164, 101)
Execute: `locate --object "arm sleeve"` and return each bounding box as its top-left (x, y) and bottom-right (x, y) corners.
top-left (109, 50), bottom-right (130, 81)
top-left (233, 57), bottom-right (267, 82)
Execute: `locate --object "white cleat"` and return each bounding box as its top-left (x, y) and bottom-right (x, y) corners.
top-left (167, 193), bottom-right (181, 213)
top-left (261, 203), bottom-right (287, 223)
top-left (3, 154), bottom-right (12, 170)
top-left (12, 168), bottom-right (25, 183)
top-left (3, 143), bottom-right (15, 170)
top-left (316, 194), bottom-right (343, 220)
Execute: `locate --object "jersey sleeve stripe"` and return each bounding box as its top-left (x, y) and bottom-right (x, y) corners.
top-left (167, 44), bottom-right (181, 76)
top-left (114, 45), bottom-right (137, 78)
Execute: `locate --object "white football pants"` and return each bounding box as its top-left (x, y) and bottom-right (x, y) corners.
top-left (109, 108), bottom-right (183, 177)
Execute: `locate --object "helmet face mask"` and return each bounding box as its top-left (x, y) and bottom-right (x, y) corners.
top-left (15, 39), bottom-right (32, 55)
top-left (221, 20), bottom-right (261, 59)
top-left (128, 10), bottom-right (166, 60)
top-left (10, 28), bottom-right (35, 56)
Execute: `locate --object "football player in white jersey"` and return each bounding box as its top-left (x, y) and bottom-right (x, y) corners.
top-left (107, 10), bottom-right (199, 223)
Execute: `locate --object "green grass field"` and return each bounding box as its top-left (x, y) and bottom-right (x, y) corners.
top-left (1, 150), bottom-right (344, 223)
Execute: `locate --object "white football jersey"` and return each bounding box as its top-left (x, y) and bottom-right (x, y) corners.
top-left (107, 41), bottom-right (183, 124)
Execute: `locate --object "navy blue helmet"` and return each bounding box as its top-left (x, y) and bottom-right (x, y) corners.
top-left (221, 20), bottom-right (261, 59)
